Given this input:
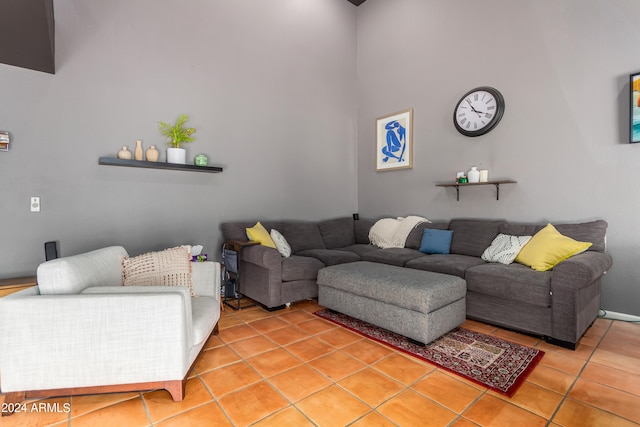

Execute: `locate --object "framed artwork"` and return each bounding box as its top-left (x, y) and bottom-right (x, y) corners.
top-left (631, 72), bottom-right (640, 143)
top-left (0, 131), bottom-right (9, 151)
top-left (375, 108), bottom-right (413, 171)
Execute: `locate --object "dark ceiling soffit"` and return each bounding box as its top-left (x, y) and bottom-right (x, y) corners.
top-left (0, 0), bottom-right (55, 74)
top-left (347, 0), bottom-right (367, 6)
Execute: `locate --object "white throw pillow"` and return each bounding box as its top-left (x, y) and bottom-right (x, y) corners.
top-left (270, 229), bottom-right (291, 258)
top-left (481, 234), bottom-right (532, 265)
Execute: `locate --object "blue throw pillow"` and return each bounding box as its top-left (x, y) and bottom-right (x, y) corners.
top-left (419, 229), bottom-right (454, 254)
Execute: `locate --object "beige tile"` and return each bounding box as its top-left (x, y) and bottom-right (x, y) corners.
top-left (70, 392), bottom-right (138, 418)
top-left (263, 325), bottom-right (310, 346)
top-left (339, 368), bottom-right (405, 407)
top-left (199, 361), bottom-right (262, 397)
top-left (285, 337), bottom-right (335, 362)
top-left (296, 385), bottom-right (370, 427)
top-left (234, 306), bottom-right (275, 322)
top-left (378, 389), bottom-right (457, 427)
top-left (278, 309), bottom-right (317, 324)
top-left (268, 364), bottom-right (332, 402)
top-left (450, 418), bottom-right (482, 427)
top-left (581, 361), bottom-right (640, 396)
top-left (341, 339), bottom-right (394, 365)
top-left (246, 348), bottom-right (303, 377)
top-left (307, 350), bottom-right (366, 381)
top-left (144, 378), bottom-right (213, 423)
top-left (349, 411), bottom-right (397, 427)
top-left (491, 381), bottom-right (563, 419)
top-left (372, 353), bottom-right (435, 385)
top-left (217, 323), bottom-right (259, 343)
top-left (590, 348), bottom-right (639, 376)
top-left (525, 364), bottom-right (576, 395)
top-left (316, 327), bottom-right (363, 348)
top-left (218, 381), bottom-right (288, 426)
top-left (252, 406), bottom-right (314, 427)
top-left (413, 370), bottom-right (483, 413)
top-left (248, 316), bottom-right (290, 333)
top-left (552, 398), bottom-right (639, 427)
top-left (71, 396), bottom-right (149, 427)
top-left (193, 346), bottom-right (241, 374)
top-left (569, 378), bottom-right (640, 424)
top-left (155, 402), bottom-right (232, 427)
top-left (295, 318), bottom-right (338, 335)
top-left (463, 394), bottom-right (547, 427)
top-left (227, 334), bottom-right (279, 359)
top-left (539, 349), bottom-right (586, 376)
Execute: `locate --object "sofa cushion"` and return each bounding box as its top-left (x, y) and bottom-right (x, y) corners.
top-left (354, 219), bottom-right (376, 244)
top-left (405, 222), bottom-right (449, 250)
top-left (37, 246), bottom-right (129, 295)
top-left (281, 255), bottom-right (325, 281)
top-left (465, 263), bottom-right (552, 307)
top-left (246, 222), bottom-right (277, 248)
top-left (318, 217), bottom-right (356, 249)
top-left (122, 246), bottom-right (194, 295)
top-left (449, 219), bottom-right (505, 257)
top-left (270, 229), bottom-right (291, 257)
top-left (337, 244), bottom-right (379, 257)
top-left (499, 220), bottom-right (607, 253)
top-left (481, 234), bottom-right (532, 265)
top-left (515, 223), bottom-right (592, 271)
top-left (296, 249), bottom-right (360, 266)
top-left (405, 254), bottom-right (485, 278)
top-left (361, 248), bottom-right (425, 267)
top-left (282, 222), bottom-right (326, 253)
top-left (419, 229), bottom-right (454, 254)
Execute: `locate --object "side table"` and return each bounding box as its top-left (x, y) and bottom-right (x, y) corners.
top-left (222, 240), bottom-right (259, 310)
top-left (0, 276), bottom-right (37, 298)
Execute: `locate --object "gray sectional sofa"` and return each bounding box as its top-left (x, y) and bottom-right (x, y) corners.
top-left (220, 217), bottom-right (612, 349)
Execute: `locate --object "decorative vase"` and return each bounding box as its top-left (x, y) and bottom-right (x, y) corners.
top-left (117, 146), bottom-right (132, 160)
top-left (146, 145), bottom-right (159, 162)
top-left (134, 140), bottom-right (144, 161)
top-left (167, 147), bottom-right (186, 164)
top-left (468, 166), bottom-right (480, 183)
top-left (194, 154), bottom-right (208, 166)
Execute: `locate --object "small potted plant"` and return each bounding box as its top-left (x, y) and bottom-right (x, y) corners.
top-left (159, 114), bottom-right (196, 164)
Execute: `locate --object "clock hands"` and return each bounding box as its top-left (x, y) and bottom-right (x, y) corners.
top-left (466, 99), bottom-right (485, 117)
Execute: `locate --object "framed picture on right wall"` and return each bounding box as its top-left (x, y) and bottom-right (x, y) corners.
top-left (630, 72), bottom-right (640, 143)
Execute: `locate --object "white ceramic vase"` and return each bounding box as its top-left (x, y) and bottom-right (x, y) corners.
top-left (468, 166), bottom-right (480, 183)
top-left (167, 147), bottom-right (186, 164)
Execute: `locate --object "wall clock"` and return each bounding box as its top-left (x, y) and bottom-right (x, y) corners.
top-left (453, 86), bottom-right (505, 137)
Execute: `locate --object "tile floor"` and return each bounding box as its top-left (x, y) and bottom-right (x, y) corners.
top-left (1, 300), bottom-right (639, 427)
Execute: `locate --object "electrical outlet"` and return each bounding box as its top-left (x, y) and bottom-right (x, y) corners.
top-left (30, 196), bottom-right (40, 212)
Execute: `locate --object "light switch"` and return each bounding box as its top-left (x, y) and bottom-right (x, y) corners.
top-left (31, 196), bottom-right (40, 212)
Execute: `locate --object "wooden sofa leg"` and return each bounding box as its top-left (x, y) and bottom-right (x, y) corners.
top-left (164, 380), bottom-right (185, 402)
top-left (1, 392), bottom-right (26, 416)
top-left (213, 321), bottom-right (219, 335)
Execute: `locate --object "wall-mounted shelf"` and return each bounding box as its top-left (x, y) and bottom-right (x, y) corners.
top-left (436, 179), bottom-right (516, 201)
top-left (98, 157), bottom-right (223, 173)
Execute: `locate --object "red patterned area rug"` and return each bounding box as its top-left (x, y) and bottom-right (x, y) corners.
top-left (314, 309), bottom-right (544, 396)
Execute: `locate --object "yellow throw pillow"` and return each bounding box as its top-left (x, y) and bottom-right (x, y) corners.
top-left (515, 223), bottom-right (592, 271)
top-left (246, 221), bottom-right (277, 248)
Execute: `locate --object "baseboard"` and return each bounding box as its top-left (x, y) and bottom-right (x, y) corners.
top-left (599, 309), bottom-right (640, 322)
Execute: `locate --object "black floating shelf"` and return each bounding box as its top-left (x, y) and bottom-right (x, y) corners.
top-left (98, 157), bottom-right (223, 173)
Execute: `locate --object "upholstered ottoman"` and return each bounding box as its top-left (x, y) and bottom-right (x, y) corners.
top-left (317, 261), bottom-right (466, 344)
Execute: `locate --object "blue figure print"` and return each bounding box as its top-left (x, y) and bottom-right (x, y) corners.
top-left (381, 120), bottom-right (406, 163)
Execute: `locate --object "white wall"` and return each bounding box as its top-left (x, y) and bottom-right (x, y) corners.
top-left (357, 0), bottom-right (640, 315)
top-left (0, 0), bottom-right (358, 275)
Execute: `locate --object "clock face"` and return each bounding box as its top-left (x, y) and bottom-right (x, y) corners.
top-left (454, 87), bottom-right (505, 137)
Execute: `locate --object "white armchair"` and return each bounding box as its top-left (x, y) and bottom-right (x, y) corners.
top-left (0, 246), bottom-right (220, 415)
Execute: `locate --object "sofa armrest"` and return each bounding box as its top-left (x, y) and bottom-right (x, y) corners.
top-left (0, 290), bottom-right (191, 392)
top-left (192, 261), bottom-right (221, 299)
top-left (241, 245), bottom-right (283, 270)
top-left (551, 251), bottom-right (613, 290)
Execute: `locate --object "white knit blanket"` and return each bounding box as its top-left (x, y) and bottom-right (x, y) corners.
top-left (369, 216), bottom-right (431, 249)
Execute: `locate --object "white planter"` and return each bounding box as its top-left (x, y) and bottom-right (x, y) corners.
top-left (167, 147), bottom-right (186, 164)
